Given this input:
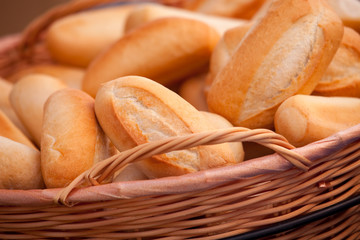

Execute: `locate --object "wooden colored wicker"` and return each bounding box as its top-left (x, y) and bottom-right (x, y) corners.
top-left (0, 0), bottom-right (360, 239)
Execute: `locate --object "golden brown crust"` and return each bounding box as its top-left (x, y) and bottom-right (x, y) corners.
top-left (41, 88), bottom-right (116, 188)
top-left (95, 76), bottom-right (237, 179)
top-left (207, 0), bottom-right (343, 129)
top-left (82, 17), bottom-right (220, 97)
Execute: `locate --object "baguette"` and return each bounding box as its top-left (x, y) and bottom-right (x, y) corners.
top-left (9, 74), bottom-right (67, 146)
top-left (207, 0), bottom-right (343, 129)
top-left (82, 17), bottom-right (220, 97)
top-left (274, 94), bottom-right (360, 147)
top-left (0, 136), bottom-right (43, 189)
top-left (41, 88), bottom-right (117, 188)
top-left (326, 0), bottom-right (360, 33)
top-left (94, 76), bottom-right (237, 179)
top-left (313, 27), bottom-right (360, 97)
top-left (178, 73), bottom-right (209, 111)
top-left (46, 4), bottom-right (135, 67)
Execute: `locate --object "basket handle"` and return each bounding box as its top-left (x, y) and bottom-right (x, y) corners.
top-left (55, 127), bottom-right (311, 205)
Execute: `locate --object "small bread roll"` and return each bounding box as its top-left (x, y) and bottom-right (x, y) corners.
top-left (83, 17), bottom-right (220, 97)
top-left (124, 3), bottom-right (247, 35)
top-left (0, 110), bottom-right (36, 149)
top-left (0, 136), bottom-right (43, 189)
top-left (95, 76), bottom-right (237, 179)
top-left (180, 0), bottom-right (267, 20)
top-left (46, 4), bottom-right (135, 67)
top-left (313, 27), bottom-right (360, 97)
top-left (41, 88), bottom-right (116, 188)
top-left (207, 0), bottom-right (344, 129)
top-left (178, 73), bottom-right (209, 111)
top-left (8, 64), bottom-right (84, 89)
top-left (10, 74), bottom-right (67, 146)
top-left (327, 0), bottom-right (360, 33)
top-left (201, 111), bottom-right (244, 163)
top-left (0, 77), bottom-right (30, 137)
top-left (275, 94), bottom-right (360, 147)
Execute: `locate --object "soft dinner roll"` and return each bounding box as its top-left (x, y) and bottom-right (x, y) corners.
top-left (124, 3), bottom-right (247, 35)
top-left (8, 64), bottom-right (85, 89)
top-left (0, 77), bottom-right (30, 137)
top-left (46, 4), bottom-right (135, 67)
top-left (327, 0), bottom-right (360, 33)
top-left (83, 17), bottom-right (220, 97)
top-left (313, 27), bottom-right (360, 97)
top-left (0, 136), bottom-right (43, 189)
top-left (207, 0), bottom-right (343, 129)
top-left (41, 88), bottom-right (117, 188)
top-left (9, 74), bottom-right (67, 146)
top-left (201, 111), bottom-right (244, 163)
top-left (178, 73), bottom-right (209, 111)
top-left (180, 0), bottom-right (267, 20)
top-left (0, 110), bottom-right (36, 149)
top-left (275, 94), bottom-right (360, 147)
top-left (95, 76), bottom-right (237, 179)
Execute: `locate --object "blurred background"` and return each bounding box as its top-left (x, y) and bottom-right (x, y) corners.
top-left (0, 0), bottom-right (69, 37)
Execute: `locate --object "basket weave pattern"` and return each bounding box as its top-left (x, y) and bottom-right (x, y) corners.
top-left (0, 0), bottom-right (359, 239)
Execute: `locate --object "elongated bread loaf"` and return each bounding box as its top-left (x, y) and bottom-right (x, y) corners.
top-left (8, 64), bottom-right (85, 89)
top-left (178, 73), bottom-right (209, 111)
top-left (9, 74), bottom-right (67, 146)
top-left (41, 88), bottom-right (117, 188)
top-left (0, 110), bottom-right (36, 149)
top-left (82, 17), bottom-right (220, 97)
top-left (95, 76), bottom-right (237, 179)
top-left (327, 0), bottom-right (360, 33)
top-left (46, 4), bottom-right (135, 67)
top-left (207, 0), bottom-right (343, 129)
top-left (313, 27), bottom-right (360, 97)
top-left (275, 94), bottom-right (360, 147)
top-left (0, 136), bottom-right (43, 189)
top-left (124, 3), bottom-right (247, 35)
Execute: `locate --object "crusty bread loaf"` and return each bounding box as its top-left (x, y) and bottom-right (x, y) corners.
top-left (82, 17), bottom-right (220, 97)
top-left (201, 111), bottom-right (244, 163)
top-left (180, 0), bottom-right (267, 20)
top-left (94, 76), bottom-right (237, 179)
top-left (0, 110), bottom-right (36, 149)
top-left (46, 4), bottom-right (135, 67)
top-left (124, 3), bottom-right (247, 35)
top-left (178, 73), bottom-right (209, 111)
top-left (275, 94), bottom-right (360, 147)
top-left (207, 0), bottom-right (344, 129)
top-left (326, 0), bottom-right (360, 33)
top-left (9, 74), bottom-right (67, 146)
top-left (8, 64), bottom-right (84, 89)
top-left (41, 88), bottom-right (117, 188)
top-left (313, 27), bottom-right (360, 97)
top-left (0, 77), bottom-right (30, 138)
top-left (0, 136), bottom-right (44, 189)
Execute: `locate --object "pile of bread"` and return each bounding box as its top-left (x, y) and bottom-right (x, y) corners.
top-left (1, 0), bottom-right (360, 190)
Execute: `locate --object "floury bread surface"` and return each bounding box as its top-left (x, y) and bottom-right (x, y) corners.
top-left (41, 88), bottom-right (116, 188)
top-left (207, 0), bottom-right (344, 129)
top-left (82, 17), bottom-right (220, 97)
top-left (94, 76), bottom-right (238, 179)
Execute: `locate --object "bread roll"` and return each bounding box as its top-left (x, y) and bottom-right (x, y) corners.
top-left (46, 4), bottom-right (135, 67)
top-left (8, 64), bottom-right (84, 89)
top-left (275, 94), bottom-right (360, 147)
top-left (41, 88), bottom-right (116, 188)
top-left (327, 0), bottom-right (360, 33)
top-left (0, 136), bottom-right (43, 189)
top-left (124, 3), bottom-right (247, 35)
top-left (0, 110), bottom-right (36, 149)
top-left (10, 74), bottom-right (67, 146)
top-left (201, 111), bottom-right (244, 163)
top-left (95, 76), bottom-right (237, 179)
top-left (83, 17), bottom-right (220, 97)
top-left (207, 0), bottom-right (343, 129)
top-left (0, 77), bottom-right (30, 137)
top-left (178, 73), bottom-right (209, 111)
top-left (180, 0), bottom-right (267, 20)
top-left (313, 27), bottom-right (360, 97)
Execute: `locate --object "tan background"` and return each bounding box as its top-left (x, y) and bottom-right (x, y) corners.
top-left (0, 0), bottom-right (70, 37)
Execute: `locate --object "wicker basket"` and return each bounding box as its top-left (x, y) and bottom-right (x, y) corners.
top-left (0, 0), bottom-right (360, 239)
